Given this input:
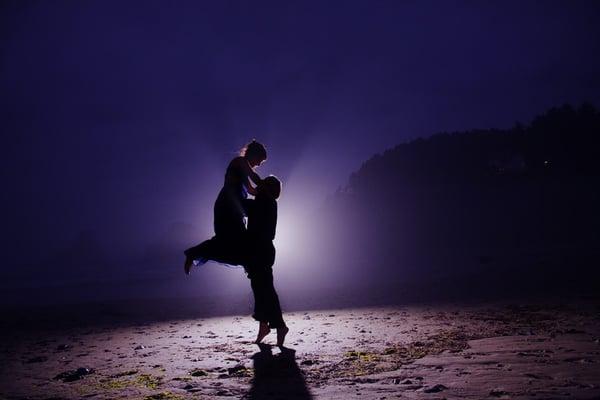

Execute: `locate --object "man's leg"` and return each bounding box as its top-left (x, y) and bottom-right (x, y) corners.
top-left (249, 266), bottom-right (271, 343)
top-left (269, 285), bottom-right (288, 346)
top-left (260, 267), bottom-right (287, 346)
top-left (259, 267), bottom-right (287, 345)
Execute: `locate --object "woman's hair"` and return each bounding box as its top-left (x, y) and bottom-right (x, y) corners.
top-left (240, 139), bottom-right (267, 161)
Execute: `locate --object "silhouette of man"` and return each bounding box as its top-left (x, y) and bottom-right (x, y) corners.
top-left (243, 176), bottom-right (288, 346)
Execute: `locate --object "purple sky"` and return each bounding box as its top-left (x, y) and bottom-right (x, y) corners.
top-left (1, 0), bottom-right (599, 298)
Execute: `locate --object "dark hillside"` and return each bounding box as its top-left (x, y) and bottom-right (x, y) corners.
top-left (312, 104), bottom-right (600, 297)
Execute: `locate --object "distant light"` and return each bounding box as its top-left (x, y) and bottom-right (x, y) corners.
top-left (274, 206), bottom-right (309, 268)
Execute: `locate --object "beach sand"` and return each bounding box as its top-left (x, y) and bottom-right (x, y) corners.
top-left (1, 300), bottom-right (599, 399)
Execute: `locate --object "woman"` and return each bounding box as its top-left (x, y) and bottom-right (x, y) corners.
top-left (184, 140), bottom-right (267, 273)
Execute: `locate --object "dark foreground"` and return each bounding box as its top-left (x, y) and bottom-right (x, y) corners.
top-left (1, 299), bottom-right (600, 399)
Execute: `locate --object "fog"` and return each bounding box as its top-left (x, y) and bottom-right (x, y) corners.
top-left (2, 1), bottom-right (600, 309)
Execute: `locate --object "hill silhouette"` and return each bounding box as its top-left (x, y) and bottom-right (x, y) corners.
top-left (310, 103), bottom-right (600, 298)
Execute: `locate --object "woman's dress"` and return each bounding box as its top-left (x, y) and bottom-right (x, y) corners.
top-left (184, 157), bottom-right (251, 267)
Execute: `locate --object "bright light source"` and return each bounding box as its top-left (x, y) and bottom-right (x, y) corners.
top-left (274, 204), bottom-right (311, 268)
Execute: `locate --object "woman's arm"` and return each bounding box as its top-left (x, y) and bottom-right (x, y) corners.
top-left (244, 178), bottom-right (258, 196)
top-left (239, 158), bottom-right (261, 195)
top-left (248, 169), bottom-right (261, 185)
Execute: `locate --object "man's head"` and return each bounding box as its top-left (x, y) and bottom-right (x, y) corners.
top-left (258, 175), bottom-right (281, 200)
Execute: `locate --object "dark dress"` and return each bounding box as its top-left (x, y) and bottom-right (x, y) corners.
top-left (213, 157), bottom-right (250, 239)
top-left (244, 196), bottom-right (285, 329)
top-left (184, 157), bottom-right (252, 266)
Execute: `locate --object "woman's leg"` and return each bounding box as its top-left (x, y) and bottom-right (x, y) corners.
top-left (184, 240), bottom-right (211, 261)
top-left (183, 241), bottom-right (211, 274)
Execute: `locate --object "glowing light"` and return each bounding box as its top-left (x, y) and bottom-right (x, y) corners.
top-left (274, 203), bottom-right (312, 268)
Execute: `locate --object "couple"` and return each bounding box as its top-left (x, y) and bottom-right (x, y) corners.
top-left (184, 140), bottom-right (289, 346)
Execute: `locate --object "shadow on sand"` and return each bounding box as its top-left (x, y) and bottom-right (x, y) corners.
top-left (247, 343), bottom-right (312, 399)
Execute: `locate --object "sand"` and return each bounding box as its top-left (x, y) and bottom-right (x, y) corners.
top-left (1, 300), bottom-right (599, 399)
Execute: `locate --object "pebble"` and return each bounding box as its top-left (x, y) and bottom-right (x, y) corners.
top-left (424, 384), bottom-right (447, 393)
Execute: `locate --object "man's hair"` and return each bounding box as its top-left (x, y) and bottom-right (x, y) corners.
top-left (262, 175), bottom-right (281, 199)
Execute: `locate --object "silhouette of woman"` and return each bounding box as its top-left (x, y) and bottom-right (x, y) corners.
top-left (184, 140), bottom-right (267, 273)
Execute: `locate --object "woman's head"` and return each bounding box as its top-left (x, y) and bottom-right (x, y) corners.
top-left (241, 139), bottom-right (267, 167)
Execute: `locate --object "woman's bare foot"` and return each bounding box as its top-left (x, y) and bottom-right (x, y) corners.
top-left (276, 325), bottom-right (289, 347)
top-left (255, 322), bottom-right (270, 344)
top-left (184, 257), bottom-right (193, 275)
